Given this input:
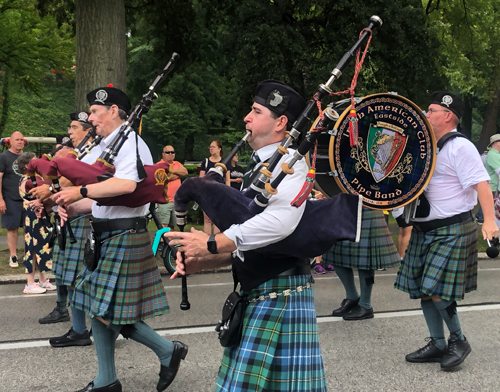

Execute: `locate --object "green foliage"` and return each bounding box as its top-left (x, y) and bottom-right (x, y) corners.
top-left (424, 0), bottom-right (500, 99)
top-left (0, 0), bottom-right (75, 94)
top-left (1, 79), bottom-right (75, 138)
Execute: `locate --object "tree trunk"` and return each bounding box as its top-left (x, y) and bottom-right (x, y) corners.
top-left (478, 84), bottom-right (500, 153)
top-left (461, 94), bottom-right (472, 140)
top-left (0, 69), bottom-right (10, 138)
top-left (75, 0), bottom-right (127, 111)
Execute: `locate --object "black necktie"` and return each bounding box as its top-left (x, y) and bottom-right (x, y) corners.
top-left (242, 152), bottom-right (261, 188)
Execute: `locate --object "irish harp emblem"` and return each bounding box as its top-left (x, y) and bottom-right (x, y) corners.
top-left (367, 122), bottom-right (410, 183)
top-left (154, 168), bottom-right (168, 185)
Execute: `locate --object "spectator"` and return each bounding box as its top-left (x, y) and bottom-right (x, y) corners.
top-left (15, 152), bottom-right (55, 294)
top-left (485, 134), bottom-right (500, 227)
top-left (0, 131), bottom-right (25, 268)
top-left (199, 140), bottom-right (230, 234)
top-left (157, 145), bottom-right (188, 229)
top-left (228, 153), bottom-right (245, 190)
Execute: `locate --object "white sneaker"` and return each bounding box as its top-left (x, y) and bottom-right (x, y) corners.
top-left (23, 284), bottom-right (46, 294)
top-left (38, 280), bottom-right (56, 291)
top-left (9, 255), bottom-right (19, 268)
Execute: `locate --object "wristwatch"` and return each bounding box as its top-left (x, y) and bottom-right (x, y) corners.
top-left (207, 234), bottom-right (218, 254)
top-left (80, 185), bottom-right (88, 198)
top-left (48, 185), bottom-right (57, 194)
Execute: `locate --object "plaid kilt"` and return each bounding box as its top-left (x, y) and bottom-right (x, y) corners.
top-left (394, 218), bottom-right (477, 301)
top-left (72, 222), bottom-right (169, 324)
top-left (323, 208), bottom-right (400, 270)
top-left (52, 214), bottom-right (91, 286)
top-left (216, 275), bottom-right (326, 392)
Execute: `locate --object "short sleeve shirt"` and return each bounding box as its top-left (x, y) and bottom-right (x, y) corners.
top-left (413, 132), bottom-right (489, 221)
top-left (0, 150), bottom-right (22, 201)
top-left (91, 127), bottom-right (153, 219)
top-left (485, 148), bottom-right (500, 192)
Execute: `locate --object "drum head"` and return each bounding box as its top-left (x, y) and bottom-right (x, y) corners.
top-left (329, 93), bottom-right (436, 210)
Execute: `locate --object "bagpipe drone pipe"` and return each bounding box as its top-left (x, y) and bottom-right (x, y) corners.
top-left (42, 53), bottom-right (180, 207)
top-left (173, 16), bottom-right (387, 259)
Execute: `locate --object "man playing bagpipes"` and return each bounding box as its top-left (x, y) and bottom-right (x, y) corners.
top-left (166, 80), bottom-right (327, 391)
top-left (395, 92), bottom-right (499, 370)
top-left (32, 112), bottom-right (95, 349)
top-left (54, 86), bottom-right (187, 392)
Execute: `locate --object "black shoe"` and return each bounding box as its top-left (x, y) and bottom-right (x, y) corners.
top-left (76, 380), bottom-right (122, 392)
top-left (49, 327), bottom-right (92, 348)
top-left (342, 305), bottom-right (374, 320)
top-left (38, 307), bottom-right (70, 324)
top-left (157, 341), bottom-right (189, 391)
top-left (405, 339), bottom-right (446, 363)
top-left (441, 335), bottom-right (471, 369)
top-left (331, 298), bottom-right (360, 317)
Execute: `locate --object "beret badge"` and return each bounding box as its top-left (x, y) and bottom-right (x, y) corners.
top-left (95, 89), bottom-right (108, 104)
top-left (78, 112), bottom-right (89, 122)
top-left (441, 95), bottom-right (453, 107)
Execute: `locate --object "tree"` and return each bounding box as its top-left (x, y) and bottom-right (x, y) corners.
top-left (203, 0), bottom-right (443, 128)
top-left (74, 0), bottom-right (127, 110)
top-left (0, 0), bottom-right (74, 136)
top-left (425, 0), bottom-right (500, 149)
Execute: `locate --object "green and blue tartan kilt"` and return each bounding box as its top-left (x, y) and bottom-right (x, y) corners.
top-left (323, 208), bottom-right (400, 270)
top-left (216, 275), bottom-right (326, 392)
top-left (72, 222), bottom-right (169, 325)
top-left (394, 218), bottom-right (477, 301)
top-left (52, 214), bottom-right (90, 286)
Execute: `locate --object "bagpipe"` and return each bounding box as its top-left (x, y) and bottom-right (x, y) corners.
top-left (40, 53), bottom-right (181, 207)
top-left (174, 16), bottom-right (392, 262)
top-left (175, 14), bottom-right (438, 262)
top-left (25, 138), bottom-right (75, 193)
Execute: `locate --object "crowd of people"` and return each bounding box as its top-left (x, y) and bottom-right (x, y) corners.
top-left (0, 82), bottom-right (498, 391)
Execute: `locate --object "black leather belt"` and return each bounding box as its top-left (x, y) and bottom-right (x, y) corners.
top-left (413, 211), bottom-right (473, 233)
top-left (90, 217), bottom-right (148, 233)
top-left (277, 263), bottom-right (311, 277)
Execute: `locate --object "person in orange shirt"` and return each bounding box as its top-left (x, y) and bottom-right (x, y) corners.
top-left (157, 145), bottom-right (188, 229)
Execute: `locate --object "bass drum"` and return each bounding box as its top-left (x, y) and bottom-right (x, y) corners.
top-left (305, 98), bottom-right (353, 198)
top-left (309, 93), bottom-right (436, 210)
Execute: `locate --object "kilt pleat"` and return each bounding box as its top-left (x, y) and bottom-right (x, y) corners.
top-left (216, 275), bottom-right (326, 392)
top-left (52, 214), bottom-right (90, 286)
top-left (72, 223), bottom-right (169, 324)
top-left (394, 218), bottom-right (477, 301)
top-left (323, 208), bottom-right (400, 270)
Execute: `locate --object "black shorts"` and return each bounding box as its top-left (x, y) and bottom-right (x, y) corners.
top-left (396, 215), bottom-right (412, 229)
top-left (1, 198), bottom-right (24, 229)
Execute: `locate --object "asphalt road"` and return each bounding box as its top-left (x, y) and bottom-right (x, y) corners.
top-left (1, 260), bottom-right (499, 392)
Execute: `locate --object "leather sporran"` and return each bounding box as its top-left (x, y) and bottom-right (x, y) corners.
top-left (84, 231), bottom-right (101, 272)
top-left (215, 291), bottom-right (247, 347)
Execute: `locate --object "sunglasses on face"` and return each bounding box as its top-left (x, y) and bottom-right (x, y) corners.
top-left (164, 151), bottom-right (175, 154)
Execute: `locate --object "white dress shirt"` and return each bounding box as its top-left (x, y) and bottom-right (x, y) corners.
top-left (224, 142), bottom-right (308, 258)
top-left (413, 130), bottom-right (489, 222)
top-left (90, 125), bottom-right (153, 219)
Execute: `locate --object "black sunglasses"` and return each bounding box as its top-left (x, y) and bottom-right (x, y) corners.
top-left (164, 151), bottom-right (175, 154)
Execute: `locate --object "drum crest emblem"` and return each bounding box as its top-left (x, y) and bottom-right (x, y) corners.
top-left (154, 168), bottom-right (168, 185)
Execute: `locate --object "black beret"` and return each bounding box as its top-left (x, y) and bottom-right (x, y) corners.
top-left (69, 111), bottom-right (91, 124)
top-left (254, 80), bottom-right (306, 123)
top-left (86, 85), bottom-right (132, 114)
top-left (431, 91), bottom-right (464, 120)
